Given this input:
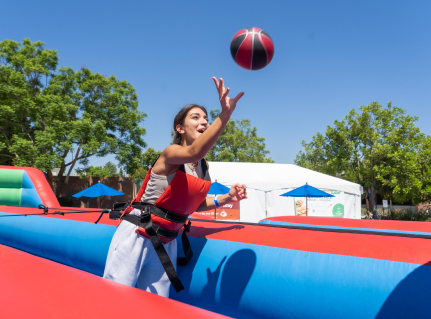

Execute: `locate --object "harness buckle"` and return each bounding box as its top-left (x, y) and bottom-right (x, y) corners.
top-left (140, 205), bottom-right (151, 223)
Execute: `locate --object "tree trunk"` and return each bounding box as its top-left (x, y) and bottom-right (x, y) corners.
top-left (65, 160), bottom-right (77, 184)
top-left (58, 161), bottom-right (66, 179)
top-left (367, 187), bottom-right (379, 219)
top-left (65, 146), bottom-right (81, 184)
top-left (46, 170), bottom-right (57, 196)
top-left (56, 149), bottom-right (70, 182)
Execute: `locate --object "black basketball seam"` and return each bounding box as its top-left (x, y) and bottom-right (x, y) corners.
top-left (260, 30), bottom-right (272, 40)
top-left (232, 29), bottom-right (247, 41)
top-left (230, 33), bottom-right (247, 62)
top-left (251, 30), bottom-right (268, 70)
top-left (258, 30), bottom-right (269, 65)
top-left (235, 30), bottom-right (249, 61)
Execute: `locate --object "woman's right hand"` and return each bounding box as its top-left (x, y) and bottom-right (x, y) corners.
top-left (160, 78), bottom-right (244, 168)
top-left (212, 77), bottom-right (244, 118)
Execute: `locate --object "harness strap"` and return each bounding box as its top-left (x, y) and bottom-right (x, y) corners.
top-left (201, 158), bottom-right (211, 181)
top-left (137, 208), bottom-right (185, 292)
top-left (109, 205), bottom-right (194, 292)
top-left (109, 210), bottom-right (178, 239)
top-left (132, 203), bottom-right (194, 264)
top-left (131, 203), bottom-right (188, 224)
top-left (177, 220), bottom-right (193, 266)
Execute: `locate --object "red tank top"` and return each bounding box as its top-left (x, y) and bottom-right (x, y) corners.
top-left (126, 158), bottom-right (211, 243)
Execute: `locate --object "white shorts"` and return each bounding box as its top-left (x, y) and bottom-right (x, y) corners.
top-left (103, 209), bottom-right (177, 298)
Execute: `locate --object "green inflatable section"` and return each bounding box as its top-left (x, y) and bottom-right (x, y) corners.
top-left (0, 169), bottom-right (24, 188)
top-left (0, 188), bottom-right (22, 206)
top-left (0, 169), bottom-right (24, 206)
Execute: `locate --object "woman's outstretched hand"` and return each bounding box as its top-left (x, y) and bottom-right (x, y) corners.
top-left (227, 184), bottom-right (248, 202)
top-left (212, 77), bottom-right (244, 117)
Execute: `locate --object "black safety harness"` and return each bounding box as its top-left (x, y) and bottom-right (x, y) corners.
top-left (108, 159), bottom-right (210, 292)
top-left (108, 204), bottom-right (192, 292)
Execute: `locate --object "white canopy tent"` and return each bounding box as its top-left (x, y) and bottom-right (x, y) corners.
top-left (207, 162), bottom-right (363, 223)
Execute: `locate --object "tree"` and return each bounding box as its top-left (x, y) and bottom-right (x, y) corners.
top-left (295, 102), bottom-right (431, 219)
top-left (130, 147), bottom-right (162, 179)
top-left (205, 109), bottom-right (274, 163)
top-left (0, 39), bottom-right (146, 188)
top-left (76, 161), bottom-right (120, 177)
top-left (104, 161), bottom-right (119, 177)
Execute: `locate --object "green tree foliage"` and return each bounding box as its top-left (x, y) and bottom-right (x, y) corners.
top-left (130, 147), bottom-right (162, 179)
top-left (119, 167), bottom-right (125, 177)
top-left (205, 110), bottom-right (274, 163)
top-left (295, 102), bottom-right (431, 219)
top-left (0, 39), bottom-right (146, 186)
top-left (104, 161), bottom-right (119, 177)
top-left (76, 161), bottom-right (119, 177)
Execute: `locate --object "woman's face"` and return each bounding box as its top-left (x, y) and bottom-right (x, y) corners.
top-left (177, 107), bottom-right (209, 144)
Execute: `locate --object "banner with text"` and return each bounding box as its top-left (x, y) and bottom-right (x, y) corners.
top-left (295, 190), bottom-right (344, 217)
top-left (195, 200), bottom-right (240, 220)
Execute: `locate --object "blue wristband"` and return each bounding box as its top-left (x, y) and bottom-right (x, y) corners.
top-left (214, 198), bottom-right (220, 207)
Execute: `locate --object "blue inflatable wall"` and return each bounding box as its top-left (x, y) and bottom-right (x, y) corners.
top-left (2, 211), bottom-right (431, 319)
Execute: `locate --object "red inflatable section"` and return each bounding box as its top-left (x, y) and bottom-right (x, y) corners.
top-left (0, 165), bottom-right (59, 208)
top-left (187, 219), bottom-right (431, 265)
top-left (0, 244), bottom-right (229, 319)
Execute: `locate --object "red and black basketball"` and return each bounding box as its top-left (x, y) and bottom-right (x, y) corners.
top-left (230, 27), bottom-right (274, 71)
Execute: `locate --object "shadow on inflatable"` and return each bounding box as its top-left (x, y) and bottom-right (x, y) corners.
top-left (376, 261), bottom-right (431, 319)
top-left (177, 235), bottom-right (257, 318)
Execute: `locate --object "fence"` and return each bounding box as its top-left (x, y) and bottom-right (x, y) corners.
top-left (54, 176), bottom-right (137, 208)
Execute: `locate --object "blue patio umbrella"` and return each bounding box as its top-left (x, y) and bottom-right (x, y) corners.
top-left (208, 181), bottom-right (230, 196)
top-left (73, 182), bottom-right (125, 208)
top-left (208, 180), bottom-right (230, 220)
top-left (280, 183), bottom-right (334, 216)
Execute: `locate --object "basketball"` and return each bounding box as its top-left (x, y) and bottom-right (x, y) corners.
top-left (230, 27), bottom-right (274, 71)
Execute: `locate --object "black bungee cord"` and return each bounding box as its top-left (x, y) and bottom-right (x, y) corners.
top-left (2, 206), bottom-right (431, 239)
top-left (0, 205), bottom-right (110, 224)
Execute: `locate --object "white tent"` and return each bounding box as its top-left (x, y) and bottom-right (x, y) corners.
top-left (207, 162), bottom-right (363, 223)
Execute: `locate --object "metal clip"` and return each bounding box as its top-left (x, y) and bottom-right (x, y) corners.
top-left (38, 204), bottom-right (49, 215)
top-left (140, 206), bottom-right (151, 223)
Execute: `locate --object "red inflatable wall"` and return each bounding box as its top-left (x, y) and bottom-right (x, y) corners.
top-left (0, 244), bottom-right (229, 319)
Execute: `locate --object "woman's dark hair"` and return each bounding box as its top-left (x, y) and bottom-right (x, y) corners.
top-left (172, 104), bottom-right (208, 145)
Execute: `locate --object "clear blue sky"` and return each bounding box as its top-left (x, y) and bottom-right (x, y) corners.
top-left (2, 0), bottom-right (431, 169)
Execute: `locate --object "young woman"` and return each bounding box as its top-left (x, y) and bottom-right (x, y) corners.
top-left (103, 77), bottom-right (247, 297)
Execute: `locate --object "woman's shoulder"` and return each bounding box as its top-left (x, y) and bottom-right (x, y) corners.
top-left (152, 147), bottom-right (182, 176)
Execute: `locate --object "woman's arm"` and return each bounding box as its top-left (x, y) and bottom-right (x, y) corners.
top-left (196, 184), bottom-right (247, 211)
top-left (163, 78), bottom-right (244, 165)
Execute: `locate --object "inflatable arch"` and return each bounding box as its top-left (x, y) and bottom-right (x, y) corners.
top-left (0, 165), bottom-right (59, 207)
top-left (1, 166), bottom-right (431, 319)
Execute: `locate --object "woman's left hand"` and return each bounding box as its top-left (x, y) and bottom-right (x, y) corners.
top-left (227, 184), bottom-right (247, 202)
